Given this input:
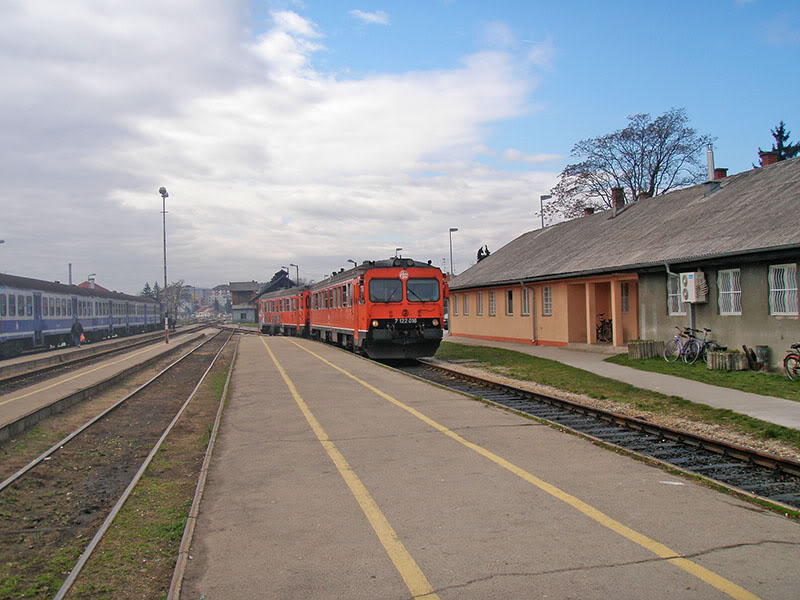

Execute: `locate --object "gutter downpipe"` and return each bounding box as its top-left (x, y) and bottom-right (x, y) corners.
top-left (665, 263), bottom-right (694, 331)
top-left (521, 281), bottom-right (535, 344)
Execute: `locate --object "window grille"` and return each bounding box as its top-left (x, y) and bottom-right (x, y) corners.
top-left (489, 291), bottom-right (496, 316)
top-left (542, 286), bottom-right (552, 316)
top-left (717, 269), bottom-right (742, 316)
top-left (769, 264), bottom-right (798, 315)
top-left (667, 274), bottom-right (685, 316)
top-left (621, 282), bottom-right (630, 313)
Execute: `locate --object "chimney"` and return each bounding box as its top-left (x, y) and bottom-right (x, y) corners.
top-left (759, 151), bottom-right (779, 167)
top-left (637, 191), bottom-right (652, 201)
top-left (583, 207), bottom-right (594, 216)
top-left (611, 187), bottom-right (625, 213)
top-left (706, 143), bottom-right (715, 181)
top-left (713, 168), bottom-right (728, 180)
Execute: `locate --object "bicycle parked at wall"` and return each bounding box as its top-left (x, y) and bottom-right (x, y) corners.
top-left (785, 343), bottom-right (800, 380)
top-left (683, 328), bottom-right (726, 365)
top-left (596, 313), bottom-right (612, 343)
top-left (663, 326), bottom-right (696, 362)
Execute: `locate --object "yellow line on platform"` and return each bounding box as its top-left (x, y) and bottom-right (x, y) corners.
top-left (0, 345), bottom-right (160, 407)
top-left (288, 338), bottom-right (761, 600)
top-left (260, 337), bottom-right (439, 600)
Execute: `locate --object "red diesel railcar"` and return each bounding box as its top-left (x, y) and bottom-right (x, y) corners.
top-left (257, 258), bottom-right (446, 359)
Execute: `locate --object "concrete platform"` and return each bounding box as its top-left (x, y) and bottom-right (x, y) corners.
top-left (445, 333), bottom-right (800, 430)
top-left (0, 328), bottom-right (214, 440)
top-left (182, 336), bottom-right (800, 599)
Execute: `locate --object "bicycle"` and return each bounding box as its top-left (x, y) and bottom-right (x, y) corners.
top-left (683, 327), bottom-right (714, 364)
top-left (663, 326), bottom-right (695, 362)
top-left (596, 313), bottom-right (612, 343)
top-left (784, 343), bottom-right (800, 380)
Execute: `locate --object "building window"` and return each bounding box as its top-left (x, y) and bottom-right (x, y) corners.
top-left (769, 264), bottom-right (798, 315)
top-left (506, 290), bottom-right (513, 315)
top-left (521, 288), bottom-right (530, 316)
top-left (667, 274), bottom-right (686, 316)
top-left (453, 294), bottom-right (458, 316)
top-left (542, 286), bottom-right (552, 316)
top-left (463, 293), bottom-right (469, 315)
top-left (718, 269), bottom-right (742, 316)
top-left (489, 291), bottom-right (496, 316)
top-left (621, 282), bottom-right (630, 313)
top-left (476, 292), bottom-right (483, 315)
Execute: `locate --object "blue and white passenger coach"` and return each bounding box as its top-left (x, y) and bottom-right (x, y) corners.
top-left (0, 273), bottom-right (162, 359)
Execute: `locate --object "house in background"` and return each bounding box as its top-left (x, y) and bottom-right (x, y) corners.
top-left (449, 157), bottom-right (800, 368)
top-left (230, 280), bottom-right (262, 323)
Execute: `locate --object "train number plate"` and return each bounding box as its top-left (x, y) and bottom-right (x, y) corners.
top-left (395, 318), bottom-right (417, 323)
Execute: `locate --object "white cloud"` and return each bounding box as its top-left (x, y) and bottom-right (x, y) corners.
top-left (483, 21), bottom-right (516, 48)
top-left (349, 9), bottom-right (390, 25)
top-left (0, 2), bottom-right (556, 290)
top-left (504, 148), bottom-right (561, 163)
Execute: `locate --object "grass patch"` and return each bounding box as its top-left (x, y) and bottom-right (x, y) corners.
top-left (606, 354), bottom-right (800, 402)
top-left (434, 342), bottom-right (800, 450)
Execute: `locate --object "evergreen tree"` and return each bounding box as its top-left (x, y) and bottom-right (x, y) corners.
top-left (759, 121), bottom-right (800, 162)
top-left (141, 282), bottom-right (152, 298)
top-left (152, 281), bottom-right (161, 301)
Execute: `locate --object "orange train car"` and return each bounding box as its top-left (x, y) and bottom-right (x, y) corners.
top-left (257, 257), bottom-right (446, 359)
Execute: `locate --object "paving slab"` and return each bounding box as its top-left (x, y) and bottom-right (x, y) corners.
top-left (445, 333), bottom-right (800, 429)
top-left (182, 336), bottom-right (800, 599)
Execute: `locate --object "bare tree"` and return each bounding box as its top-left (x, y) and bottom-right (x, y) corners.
top-left (543, 108), bottom-right (713, 221)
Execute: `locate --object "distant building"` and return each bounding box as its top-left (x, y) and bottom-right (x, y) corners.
top-left (230, 281), bottom-right (262, 323)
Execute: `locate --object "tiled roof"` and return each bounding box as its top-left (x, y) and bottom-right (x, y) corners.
top-left (451, 157), bottom-right (800, 290)
top-left (229, 281), bottom-right (261, 292)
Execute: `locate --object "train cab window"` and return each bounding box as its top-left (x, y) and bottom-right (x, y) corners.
top-left (407, 279), bottom-right (440, 302)
top-left (0, 294), bottom-right (5, 317)
top-left (370, 279), bottom-right (403, 303)
top-left (9, 294), bottom-right (16, 317)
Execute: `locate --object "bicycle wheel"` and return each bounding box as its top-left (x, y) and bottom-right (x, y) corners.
top-left (683, 340), bottom-right (701, 364)
top-left (703, 342), bottom-right (718, 366)
top-left (785, 354), bottom-right (800, 381)
top-left (664, 339), bottom-right (681, 362)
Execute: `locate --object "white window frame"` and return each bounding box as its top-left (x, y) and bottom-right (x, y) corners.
top-left (717, 269), bottom-right (742, 316)
top-left (476, 292), bottom-right (483, 315)
top-left (463, 293), bottom-right (469, 315)
top-left (667, 274), bottom-right (686, 316)
top-left (452, 294), bottom-right (458, 316)
top-left (489, 291), bottom-right (496, 316)
top-left (506, 289), bottom-right (513, 315)
top-left (621, 282), bottom-right (630, 313)
top-left (521, 288), bottom-right (530, 316)
top-left (542, 286), bottom-right (552, 316)
top-left (769, 264), bottom-right (798, 316)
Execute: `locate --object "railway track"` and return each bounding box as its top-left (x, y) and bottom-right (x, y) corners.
top-left (0, 324), bottom-right (206, 390)
top-left (0, 330), bottom-right (234, 599)
top-left (400, 360), bottom-right (800, 512)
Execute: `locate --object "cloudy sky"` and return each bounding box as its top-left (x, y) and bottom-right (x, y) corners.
top-left (2, 0), bottom-right (798, 293)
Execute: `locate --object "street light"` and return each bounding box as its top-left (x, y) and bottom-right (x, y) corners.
top-left (395, 247), bottom-right (402, 258)
top-left (289, 263), bottom-right (299, 284)
top-left (539, 194), bottom-right (552, 229)
top-left (448, 228), bottom-right (458, 275)
top-left (347, 259), bottom-right (357, 268)
top-left (159, 186), bottom-right (169, 344)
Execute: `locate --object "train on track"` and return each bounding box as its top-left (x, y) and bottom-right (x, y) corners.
top-left (1, 272), bottom-right (162, 359)
top-left (257, 257), bottom-right (447, 359)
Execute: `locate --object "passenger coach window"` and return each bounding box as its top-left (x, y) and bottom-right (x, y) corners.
top-left (407, 279), bottom-right (440, 302)
top-left (9, 294), bottom-right (16, 317)
top-left (0, 294), bottom-right (6, 317)
top-left (19, 295), bottom-right (25, 316)
top-left (369, 279), bottom-right (403, 303)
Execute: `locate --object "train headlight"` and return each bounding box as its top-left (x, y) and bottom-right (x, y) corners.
top-left (371, 320), bottom-right (379, 327)
top-left (432, 319), bottom-right (439, 326)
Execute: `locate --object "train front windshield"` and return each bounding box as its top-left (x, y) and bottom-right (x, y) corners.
top-left (370, 279), bottom-right (403, 303)
top-left (406, 279), bottom-right (440, 302)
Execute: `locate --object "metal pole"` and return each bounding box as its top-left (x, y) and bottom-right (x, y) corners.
top-left (448, 228), bottom-right (458, 275)
top-left (159, 187), bottom-right (169, 344)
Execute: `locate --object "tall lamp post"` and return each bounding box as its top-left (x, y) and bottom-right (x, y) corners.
top-left (539, 194), bottom-right (552, 229)
top-left (347, 259), bottom-right (357, 268)
top-left (289, 263), bottom-right (299, 285)
top-left (448, 228), bottom-right (458, 275)
top-left (159, 187), bottom-right (169, 344)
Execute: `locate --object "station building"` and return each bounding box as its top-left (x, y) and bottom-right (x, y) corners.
top-left (449, 156), bottom-right (800, 367)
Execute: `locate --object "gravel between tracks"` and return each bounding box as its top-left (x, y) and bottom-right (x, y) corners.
top-left (426, 358), bottom-right (800, 462)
